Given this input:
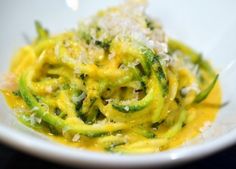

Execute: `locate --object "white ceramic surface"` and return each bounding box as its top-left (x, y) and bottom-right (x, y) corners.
top-left (0, 0), bottom-right (236, 168)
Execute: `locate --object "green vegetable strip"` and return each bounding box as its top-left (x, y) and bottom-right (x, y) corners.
top-left (19, 74), bottom-right (126, 137)
top-left (96, 135), bottom-right (127, 151)
top-left (140, 46), bottom-right (153, 75)
top-left (111, 139), bottom-right (168, 154)
top-left (163, 109), bottom-right (187, 139)
top-left (141, 46), bottom-right (168, 96)
top-left (168, 39), bottom-right (200, 63)
top-left (151, 70), bottom-right (165, 123)
top-left (85, 107), bottom-right (99, 124)
top-left (168, 39), bottom-right (215, 76)
top-left (194, 74), bottom-right (219, 103)
top-left (152, 56), bottom-right (168, 95)
top-left (35, 21), bottom-right (49, 41)
top-left (112, 87), bottom-right (154, 113)
top-left (133, 127), bottom-right (156, 138)
top-left (18, 114), bottom-right (47, 132)
top-left (111, 44), bottom-right (167, 116)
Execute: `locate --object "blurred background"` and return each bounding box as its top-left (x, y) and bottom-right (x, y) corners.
top-left (0, 143), bottom-right (236, 168)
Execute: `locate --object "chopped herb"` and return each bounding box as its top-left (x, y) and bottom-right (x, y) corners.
top-left (96, 26), bottom-right (101, 32)
top-left (12, 90), bottom-right (21, 97)
top-left (145, 18), bottom-right (155, 30)
top-left (175, 98), bottom-right (180, 105)
top-left (78, 30), bottom-right (93, 44)
top-left (95, 40), bottom-right (111, 51)
top-left (54, 107), bottom-right (67, 119)
top-left (80, 74), bottom-right (87, 80)
top-left (75, 92), bottom-right (86, 116)
top-left (152, 120), bottom-right (164, 128)
top-left (135, 128), bottom-right (156, 138)
top-left (62, 83), bottom-right (70, 90)
top-left (85, 107), bottom-right (100, 124)
top-left (55, 107), bottom-right (61, 116)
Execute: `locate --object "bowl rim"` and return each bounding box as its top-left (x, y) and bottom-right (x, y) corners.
top-left (0, 124), bottom-right (235, 168)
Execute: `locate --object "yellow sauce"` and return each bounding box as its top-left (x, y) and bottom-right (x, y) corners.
top-left (1, 1), bottom-right (222, 153)
top-left (3, 55), bottom-right (222, 151)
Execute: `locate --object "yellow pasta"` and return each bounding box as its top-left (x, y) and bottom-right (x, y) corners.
top-left (1, 1), bottom-right (221, 153)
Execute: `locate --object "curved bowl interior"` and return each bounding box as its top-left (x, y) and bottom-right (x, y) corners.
top-left (0, 0), bottom-right (236, 168)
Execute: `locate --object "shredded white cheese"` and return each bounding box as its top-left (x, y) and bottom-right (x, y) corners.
top-left (62, 55), bottom-right (76, 65)
top-left (94, 119), bottom-right (109, 127)
top-left (74, 66), bottom-right (81, 74)
top-left (181, 83), bottom-right (200, 95)
top-left (13, 107), bottom-right (26, 114)
top-left (62, 126), bottom-right (70, 136)
top-left (72, 133), bottom-right (81, 142)
top-left (124, 106), bottom-right (130, 111)
top-left (45, 86), bottom-right (53, 93)
top-left (108, 51), bottom-right (116, 60)
top-left (128, 60), bottom-right (140, 68)
top-left (30, 106), bottom-right (39, 112)
top-left (105, 99), bottom-right (113, 104)
top-left (40, 103), bottom-right (49, 113)
top-left (54, 42), bottom-right (61, 58)
top-left (29, 113), bottom-right (42, 125)
top-left (80, 0), bottom-right (167, 56)
top-left (116, 133), bottom-right (123, 137)
top-left (199, 121), bottom-right (212, 133)
top-left (71, 92), bottom-right (86, 103)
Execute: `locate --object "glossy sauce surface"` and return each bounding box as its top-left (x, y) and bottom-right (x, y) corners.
top-left (3, 50), bottom-right (222, 152)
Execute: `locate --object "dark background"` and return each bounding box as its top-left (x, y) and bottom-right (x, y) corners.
top-left (0, 143), bottom-right (235, 169)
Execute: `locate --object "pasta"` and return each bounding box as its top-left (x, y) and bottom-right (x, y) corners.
top-left (1, 1), bottom-right (221, 153)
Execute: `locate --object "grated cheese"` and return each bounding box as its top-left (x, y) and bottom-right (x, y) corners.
top-left (30, 106), bottom-right (39, 112)
top-left (29, 113), bottom-right (42, 125)
top-left (78, 0), bottom-right (167, 56)
top-left (40, 102), bottom-right (49, 113)
top-left (72, 133), bottom-right (81, 142)
top-left (181, 83), bottom-right (200, 96)
top-left (54, 42), bottom-right (61, 58)
top-left (71, 92), bottom-right (86, 104)
top-left (124, 106), bottom-right (130, 111)
top-left (108, 51), bottom-right (116, 60)
top-left (45, 86), bottom-right (53, 93)
top-left (199, 121), bottom-right (212, 133)
top-left (13, 107), bottom-right (26, 114)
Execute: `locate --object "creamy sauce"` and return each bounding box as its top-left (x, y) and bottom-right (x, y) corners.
top-left (3, 55), bottom-right (222, 151)
top-left (2, 3), bottom-right (222, 152)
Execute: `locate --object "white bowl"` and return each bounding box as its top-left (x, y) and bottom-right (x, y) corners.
top-left (0, 0), bottom-right (236, 168)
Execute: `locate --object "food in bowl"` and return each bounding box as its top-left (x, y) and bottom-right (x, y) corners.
top-left (0, 0), bottom-right (221, 153)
